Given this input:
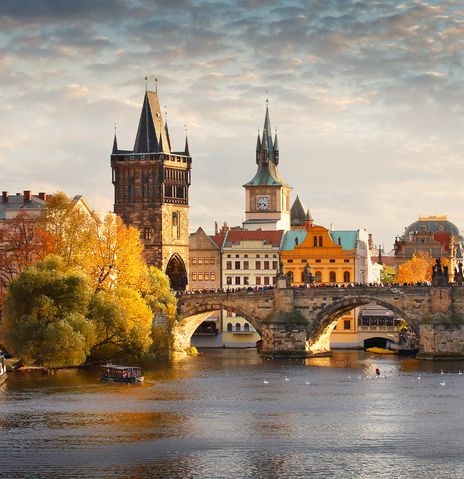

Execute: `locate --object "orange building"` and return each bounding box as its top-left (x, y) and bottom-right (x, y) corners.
top-left (280, 223), bottom-right (359, 344)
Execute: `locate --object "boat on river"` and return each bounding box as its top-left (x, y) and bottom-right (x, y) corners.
top-left (366, 347), bottom-right (398, 355)
top-left (0, 351), bottom-right (7, 385)
top-left (100, 364), bottom-right (144, 383)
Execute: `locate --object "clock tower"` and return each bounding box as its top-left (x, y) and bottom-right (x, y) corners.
top-left (243, 104), bottom-right (291, 231)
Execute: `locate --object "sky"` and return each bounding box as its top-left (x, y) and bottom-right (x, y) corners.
top-left (1, 0), bottom-right (464, 252)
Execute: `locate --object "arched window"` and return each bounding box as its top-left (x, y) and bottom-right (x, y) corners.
top-left (329, 271), bottom-right (336, 283)
top-left (343, 271), bottom-right (351, 283)
top-left (227, 323), bottom-right (233, 332)
top-left (244, 323), bottom-right (250, 331)
top-left (318, 236), bottom-right (323, 247)
top-left (235, 323), bottom-right (241, 332)
top-left (313, 236), bottom-right (318, 247)
top-left (315, 271), bottom-right (322, 283)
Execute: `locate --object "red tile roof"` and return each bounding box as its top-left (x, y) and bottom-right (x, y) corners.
top-left (224, 229), bottom-right (283, 247)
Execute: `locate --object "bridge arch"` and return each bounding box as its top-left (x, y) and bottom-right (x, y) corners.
top-left (306, 295), bottom-right (416, 355)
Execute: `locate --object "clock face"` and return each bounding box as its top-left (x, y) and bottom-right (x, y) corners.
top-left (257, 196), bottom-right (270, 210)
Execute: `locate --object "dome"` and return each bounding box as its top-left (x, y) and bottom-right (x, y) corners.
top-left (404, 215), bottom-right (460, 237)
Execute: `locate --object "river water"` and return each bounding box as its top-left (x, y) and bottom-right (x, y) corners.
top-left (1, 350), bottom-right (464, 479)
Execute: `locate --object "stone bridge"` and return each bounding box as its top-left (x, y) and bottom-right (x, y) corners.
top-left (175, 286), bottom-right (464, 358)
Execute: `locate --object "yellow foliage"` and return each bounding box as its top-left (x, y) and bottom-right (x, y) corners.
top-left (396, 252), bottom-right (446, 283)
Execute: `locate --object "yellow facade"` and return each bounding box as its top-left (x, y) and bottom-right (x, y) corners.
top-left (280, 224), bottom-right (357, 340)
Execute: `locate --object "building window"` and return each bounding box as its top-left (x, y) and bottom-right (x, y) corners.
top-left (244, 261), bottom-right (249, 270)
top-left (344, 320), bottom-right (351, 330)
top-left (144, 228), bottom-right (153, 240)
top-left (244, 323), bottom-right (250, 332)
top-left (227, 323), bottom-right (233, 332)
top-left (204, 273), bottom-right (209, 281)
top-left (315, 271), bottom-right (322, 283)
top-left (264, 261), bottom-right (269, 269)
top-left (256, 261), bottom-right (261, 269)
top-left (315, 259), bottom-right (321, 263)
top-left (235, 261), bottom-right (240, 269)
top-left (288, 271), bottom-right (293, 282)
top-left (344, 259), bottom-right (350, 263)
top-left (301, 259), bottom-right (307, 263)
top-left (210, 257), bottom-right (215, 265)
top-left (244, 276), bottom-right (249, 285)
top-left (198, 258), bottom-right (204, 265)
top-left (235, 323), bottom-right (241, 332)
top-left (192, 273), bottom-right (197, 281)
top-left (256, 277), bottom-right (262, 285)
top-left (198, 273), bottom-right (203, 281)
top-left (329, 259), bottom-right (335, 263)
top-left (235, 276), bottom-right (240, 285)
top-left (226, 277), bottom-right (232, 285)
top-left (287, 259), bottom-right (293, 263)
top-left (211, 273), bottom-right (216, 281)
top-left (343, 271), bottom-right (351, 282)
top-left (256, 254), bottom-right (260, 258)
top-left (226, 261), bottom-right (232, 269)
top-left (329, 271), bottom-right (336, 282)
top-left (318, 236), bottom-right (323, 247)
top-left (264, 277), bottom-right (269, 285)
top-left (313, 236), bottom-right (317, 247)
top-left (301, 271), bottom-right (305, 283)
top-left (244, 254), bottom-right (248, 258)
top-left (272, 276), bottom-right (276, 285)
top-left (272, 261), bottom-right (278, 269)
top-left (192, 257), bottom-right (197, 265)
top-left (204, 258), bottom-right (209, 265)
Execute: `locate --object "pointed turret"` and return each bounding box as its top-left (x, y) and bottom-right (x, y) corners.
top-left (256, 132), bottom-right (261, 164)
top-left (274, 131), bottom-right (279, 165)
top-left (184, 135), bottom-right (190, 156)
top-left (164, 118), bottom-right (172, 152)
top-left (112, 132), bottom-right (118, 154)
top-left (378, 245), bottom-right (383, 265)
top-left (290, 195), bottom-right (313, 229)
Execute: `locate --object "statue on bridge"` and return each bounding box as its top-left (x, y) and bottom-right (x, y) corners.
top-left (432, 258), bottom-right (449, 287)
top-left (303, 263), bottom-right (314, 286)
top-left (454, 262), bottom-right (464, 285)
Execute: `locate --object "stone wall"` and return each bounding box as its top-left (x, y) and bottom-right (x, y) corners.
top-left (419, 323), bottom-right (464, 358)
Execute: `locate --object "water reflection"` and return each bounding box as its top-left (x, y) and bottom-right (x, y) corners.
top-left (1, 350), bottom-right (464, 478)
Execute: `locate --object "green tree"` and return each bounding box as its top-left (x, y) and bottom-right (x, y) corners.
top-left (143, 266), bottom-right (178, 352)
top-left (4, 256), bottom-right (95, 366)
top-left (380, 266), bottom-right (396, 284)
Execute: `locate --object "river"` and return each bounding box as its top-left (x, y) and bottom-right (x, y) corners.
top-left (1, 350), bottom-right (464, 479)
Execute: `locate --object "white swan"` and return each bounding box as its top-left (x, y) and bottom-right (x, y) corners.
top-left (440, 380), bottom-right (446, 386)
top-left (263, 380), bottom-right (269, 384)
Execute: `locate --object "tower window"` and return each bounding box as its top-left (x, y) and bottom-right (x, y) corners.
top-left (144, 228), bottom-right (153, 241)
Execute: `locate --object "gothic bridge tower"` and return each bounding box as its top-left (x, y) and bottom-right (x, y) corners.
top-left (111, 89), bottom-right (191, 290)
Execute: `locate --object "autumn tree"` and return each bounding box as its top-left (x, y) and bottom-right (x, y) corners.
top-left (89, 214), bottom-right (148, 292)
top-left (4, 256), bottom-right (95, 366)
top-left (40, 192), bottom-right (97, 274)
top-left (0, 213), bottom-right (54, 310)
top-left (396, 252), bottom-right (437, 283)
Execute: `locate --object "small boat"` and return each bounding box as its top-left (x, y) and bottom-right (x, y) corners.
top-left (100, 364), bottom-right (144, 383)
top-left (0, 351), bottom-right (7, 385)
top-left (366, 347), bottom-right (398, 355)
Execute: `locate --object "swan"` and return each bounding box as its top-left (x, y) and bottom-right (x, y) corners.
top-left (440, 380), bottom-right (446, 386)
top-left (263, 380), bottom-right (269, 384)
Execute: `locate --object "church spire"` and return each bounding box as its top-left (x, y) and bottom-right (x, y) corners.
top-left (164, 109), bottom-right (172, 151)
top-left (256, 131), bottom-right (261, 164)
top-left (184, 135), bottom-right (190, 156)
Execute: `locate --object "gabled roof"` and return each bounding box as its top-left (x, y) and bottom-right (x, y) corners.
top-left (223, 229), bottom-right (283, 248)
top-left (133, 91), bottom-right (171, 154)
top-left (189, 226), bottom-right (220, 251)
top-left (280, 229), bottom-right (358, 251)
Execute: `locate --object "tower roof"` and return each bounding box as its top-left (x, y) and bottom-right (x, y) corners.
top-left (290, 195), bottom-right (312, 226)
top-left (133, 91), bottom-right (171, 154)
top-left (244, 105), bottom-right (287, 187)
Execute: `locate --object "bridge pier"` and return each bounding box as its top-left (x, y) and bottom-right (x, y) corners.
top-left (260, 310), bottom-right (310, 358)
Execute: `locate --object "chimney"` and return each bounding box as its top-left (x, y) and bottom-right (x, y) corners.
top-left (38, 192), bottom-right (46, 201)
top-left (2, 191), bottom-right (8, 203)
top-left (23, 190), bottom-right (31, 202)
